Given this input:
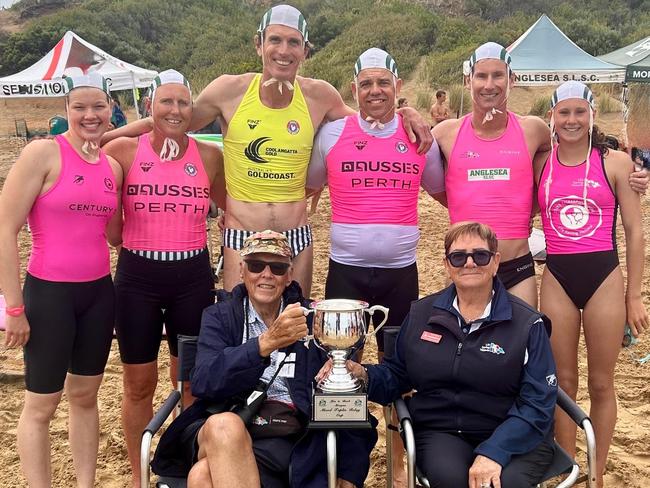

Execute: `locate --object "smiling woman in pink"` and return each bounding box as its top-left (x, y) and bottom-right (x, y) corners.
top-left (0, 73), bottom-right (122, 487)
top-left (536, 81), bottom-right (648, 487)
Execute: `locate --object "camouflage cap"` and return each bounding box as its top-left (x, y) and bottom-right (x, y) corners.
top-left (240, 230), bottom-right (293, 258)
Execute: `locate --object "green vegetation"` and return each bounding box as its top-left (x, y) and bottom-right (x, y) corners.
top-left (0, 0), bottom-right (647, 94)
top-left (447, 84), bottom-right (468, 117)
top-left (596, 93), bottom-right (621, 114)
top-left (414, 89), bottom-right (432, 111)
top-left (529, 95), bottom-right (549, 116)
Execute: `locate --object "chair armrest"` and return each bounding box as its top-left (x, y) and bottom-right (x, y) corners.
top-left (394, 397), bottom-right (412, 426)
top-left (144, 390), bottom-right (182, 435)
top-left (556, 387), bottom-right (589, 427)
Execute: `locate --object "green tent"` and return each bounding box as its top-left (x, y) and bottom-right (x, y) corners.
top-left (599, 37), bottom-right (650, 83)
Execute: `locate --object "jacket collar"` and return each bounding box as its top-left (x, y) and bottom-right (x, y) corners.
top-left (432, 278), bottom-right (512, 323)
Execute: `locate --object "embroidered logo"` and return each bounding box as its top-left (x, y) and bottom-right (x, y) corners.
top-left (184, 162), bottom-right (198, 177)
top-left (140, 161), bottom-right (154, 172)
top-left (104, 178), bottom-right (114, 191)
top-left (247, 119), bottom-right (261, 130)
top-left (467, 168), bottom-right (510, 181)
top-left (252, 415), bottom-right (268, 426)
top-left (546, 374), bottom-right (558, 387)
top-left (480, 342), bottom-right (505, 355)
top-left (354, 140), bottom-right (367, 150)
top-left (395, 141), bottom-right (408, 154)
top-left (287, 120), bottom-right (300, 135)
top-left (73, 175), bottom-right (84, 185)
top-left (461, 150), bottom-right (480, 159)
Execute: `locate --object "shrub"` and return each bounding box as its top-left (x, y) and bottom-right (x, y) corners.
top-left (529, 95), bottom-right (549, 116)
top-left (415, 89), bottom-right (432, 111)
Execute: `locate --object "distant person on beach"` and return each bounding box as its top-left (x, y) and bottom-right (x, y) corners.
top-left (397, 97), bottom-right (408, 108)
top-left (101, 4), bottom-right (432, 297)
top-left (536, 81), bottom-right (648, 488)
top-left (103, 69), bottom-right (226, 488)
top-left (430, 89), bottom-right (449, 125)
top-left (0, 73), bottom-right (122, 488)
top-left (433, 42), bottom-right (648, 307)
top-left (306, 47), bottom-right (446, 488)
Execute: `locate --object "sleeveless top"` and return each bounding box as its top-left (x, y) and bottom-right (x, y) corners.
top-left (538, 146), bottom-right (617, 254)
top-left (446, 112), bottom-right (533, 239)
top-left (326, 115), bottom-right (427, 225)
top-left (27, 135), bottom-right (117, 282)
top-left (223, 74), bottom-right (314, 202)
top-left (122, 134), bottom-right (210, 251)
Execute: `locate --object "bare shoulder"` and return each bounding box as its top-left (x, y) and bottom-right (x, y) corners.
top-left (518, 114), bottom-right (550, 135)
top-left (196, 140), bottom-right (223, 169)
top-left (201, 73), bottom-right (256, 99)
top-left (103, 136), bottom-right (139, 170)
top-left (605, 148), bottom-right (633, 171)
top-left (18, 138), bottom-right (59, 167)
top-left (432, 118), bottom-right (463, 150)
top-left (297, 76), bottom-right (340, 101)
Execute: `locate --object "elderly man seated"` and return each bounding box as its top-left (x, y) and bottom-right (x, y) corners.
top-left (152, 230), bottom-right (376, 488)
top-left (348, 222), bottom-right (558, 488)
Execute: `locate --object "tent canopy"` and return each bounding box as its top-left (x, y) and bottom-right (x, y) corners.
top-left (0, 31), bottom-right (158, 98)
top-left (599, 37), bottom-right (650, 83)
top-left (506, 15), bottom-right (625, 86)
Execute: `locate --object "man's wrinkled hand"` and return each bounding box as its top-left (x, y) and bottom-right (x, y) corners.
top-left (398, 107), bottom-right (433, 154)
top-left (258, 303), bottom-right (308, 356)
top-left (468, 455), bottom-right (502, 488)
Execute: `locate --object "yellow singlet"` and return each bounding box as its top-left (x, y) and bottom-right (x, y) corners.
top-left (224, 74), bottom-right (315, 202)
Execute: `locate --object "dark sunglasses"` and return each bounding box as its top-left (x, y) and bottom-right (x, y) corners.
top-left (446, 250), bottom-right (494, 268)
top-left (244, 259), bottom-right (290, 276)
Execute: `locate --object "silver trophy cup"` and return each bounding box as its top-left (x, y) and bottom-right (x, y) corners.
top-left (304, 299), bottom-right (388, 393)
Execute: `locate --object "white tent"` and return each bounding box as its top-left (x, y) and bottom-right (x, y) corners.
top-left (0, 30), bottom-right (157, 105)
top-left (507, 15), bottom-right (625, 86)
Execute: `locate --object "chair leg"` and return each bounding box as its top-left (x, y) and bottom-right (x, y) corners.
top-left (140, 431), bottom-right (153, 488)
top-left (327, 430), bottom-right (337, 488)
top-left (384, 405), bottom-right (393, 488)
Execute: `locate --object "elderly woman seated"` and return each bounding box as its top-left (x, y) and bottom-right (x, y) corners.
top-left (152, 230), bottom-right (376, 488)
top-left (349, 222), bottom-right (557, 488)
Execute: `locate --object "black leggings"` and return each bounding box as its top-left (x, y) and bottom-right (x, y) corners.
top-left (415, 430), bottom-right (554, 488)
top-left (23, 273), bottom-right (115, 394)
top-left (114, 248), bottom-right (215, 363)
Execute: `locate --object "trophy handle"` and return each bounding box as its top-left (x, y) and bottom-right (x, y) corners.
top-left (366, 305), bottom-right (389, 336)
top-left (301, 306), bottom-right (314, 317)
top-left (299, 307), bottom-right (318, 347)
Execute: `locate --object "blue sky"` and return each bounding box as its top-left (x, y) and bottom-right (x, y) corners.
top-left (0, 0), bottom-right (19, 8)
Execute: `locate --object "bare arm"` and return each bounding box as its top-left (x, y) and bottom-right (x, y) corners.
top-left (0, 141), bottom-right (55, 347)
top-left (611, 151), bottom-right (648, 336)
top-left (100, 117), bottom-right (153, 146)
top-left (105, 155), bottom-right (123, 247)
top-left (190, 74), bottom-right (245, 131)
top-left (197, 142), bottom-right (227, 211)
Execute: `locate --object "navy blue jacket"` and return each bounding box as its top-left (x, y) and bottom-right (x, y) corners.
top-left (367, 279), bottom-right (557, 467)
top-left (155, 282), bottom-right (376, 487)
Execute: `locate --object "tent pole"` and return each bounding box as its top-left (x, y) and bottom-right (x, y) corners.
top-left (459, 75), bottom-right (465, 117)
top-left (131, 72), bottom-right (140, 119)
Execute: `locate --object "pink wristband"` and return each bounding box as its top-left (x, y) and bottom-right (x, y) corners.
top-left (6, 305), bottom-right (25, 317)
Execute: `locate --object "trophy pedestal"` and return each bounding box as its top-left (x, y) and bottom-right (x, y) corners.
top-left (309, 388), bottom-right (371, 430)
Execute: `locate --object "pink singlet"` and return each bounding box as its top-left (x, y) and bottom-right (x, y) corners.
top-left (446, 112), bottom-right (533, 239)
top-left (325, 116), bottom-right (426, 225)
top-left (122, 135), bottom-right (210, 251)
top-left (538, 147), bottom-right (617, 254)
top-left (27, 136), bottom-right (117, 282)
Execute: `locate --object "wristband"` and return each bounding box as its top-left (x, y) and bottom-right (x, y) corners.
top-left (5, 305), bottom-right (25, 317)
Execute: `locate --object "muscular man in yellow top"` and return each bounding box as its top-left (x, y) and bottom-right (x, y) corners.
top-left (104, 5), bottom-right (432, 295)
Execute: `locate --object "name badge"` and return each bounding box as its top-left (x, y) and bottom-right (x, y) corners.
top-left (421, 331), bottom-right (442, 344)
top-left (277, 352), bottom-right (296, 378)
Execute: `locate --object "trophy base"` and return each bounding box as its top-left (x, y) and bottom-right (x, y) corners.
top-left (310, 390), bottom-right (370, 429)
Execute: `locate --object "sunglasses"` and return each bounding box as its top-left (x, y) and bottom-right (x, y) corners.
top-left (446, 250), bottom-right (494, 268)
top-left (244, 259), bottom-right (290, 276)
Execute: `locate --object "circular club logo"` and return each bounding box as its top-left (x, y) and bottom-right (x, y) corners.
top-left (287, 120), bottom-right (300, 135)
top-left (184, 162), bottom-right (198, 177)
top-left (395, 141), bottom-right (408, 154)
top-left (549, 196), bottom-right (602, 240)
top-left (104, 177), bottom-right (114, 191)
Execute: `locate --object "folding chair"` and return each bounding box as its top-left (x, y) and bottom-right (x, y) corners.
top-left (140, 334), bottom-right (197, 488)
top-left (382, 328), bottom-right (597, 488)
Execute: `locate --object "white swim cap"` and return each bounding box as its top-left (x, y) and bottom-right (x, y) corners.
top-left (468, 42), bottom-right (512, 73)
top-left (551, 81), bottom-right (595, 110)
top-left (149, 69), bottom-right (192, 102)
top-left (64, 72), bottom-right (110, 95)
top-left (354, 48), bottom-right (398, 78)
top-left (258, 4), bottom-right (308, 43)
